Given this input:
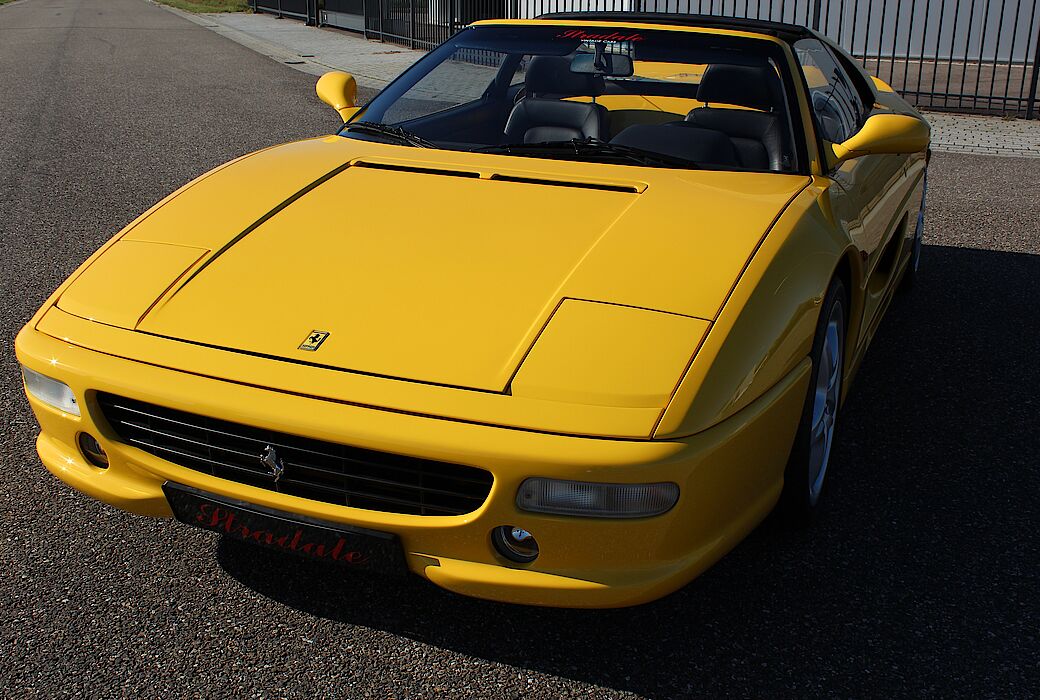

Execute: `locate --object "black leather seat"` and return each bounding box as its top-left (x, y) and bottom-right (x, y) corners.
top-left (683, 64), bottom-right (786, 171)
top-left (503, 56), bottom-right (609, 143)
top-left (612, 124), bottom-right (740, 168)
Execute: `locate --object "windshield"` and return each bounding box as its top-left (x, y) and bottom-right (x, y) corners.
top-left (344, 24), bottom-right (803, 173)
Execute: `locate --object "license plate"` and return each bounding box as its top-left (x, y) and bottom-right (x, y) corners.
top-left (163, 482), bottom-right (407, 575)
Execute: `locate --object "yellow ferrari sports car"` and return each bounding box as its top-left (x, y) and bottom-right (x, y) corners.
top-left (16, 13), bottom-right (929, 607)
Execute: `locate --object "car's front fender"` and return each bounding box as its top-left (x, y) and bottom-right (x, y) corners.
top-left (655, 180), bottom-right (861, 439)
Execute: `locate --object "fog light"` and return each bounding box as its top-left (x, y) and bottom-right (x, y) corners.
top-left (78, 433), bottom-right (109, 468)
top-left (516, 478), bottom-right (679, 518)
top-left (20, 366), bottom-right (80, 416)
top-left (492, 525), bottom-right (539, 563)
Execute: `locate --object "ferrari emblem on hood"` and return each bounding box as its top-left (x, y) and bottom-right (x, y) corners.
top-left (298, 330), bottom-right (329, 351)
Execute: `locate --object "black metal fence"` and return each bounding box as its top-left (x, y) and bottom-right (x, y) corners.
top-left (252, 0), bottom-right (316, 23)
top-left (253, 0), bottom-right (1040, 117)
top-left (623, 0), bottom-right (1040, 117)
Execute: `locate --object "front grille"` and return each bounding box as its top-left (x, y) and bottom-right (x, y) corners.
top-left (96, 393), bottom-right (493, 516)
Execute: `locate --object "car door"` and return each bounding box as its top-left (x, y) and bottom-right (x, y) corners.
top-left (795, 38), bottom-right (914, 348)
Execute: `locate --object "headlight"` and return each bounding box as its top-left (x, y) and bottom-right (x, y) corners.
top-left (516, 478), bottom-right (679, 518)
top-left (20, 366), bottom-right (80, 416)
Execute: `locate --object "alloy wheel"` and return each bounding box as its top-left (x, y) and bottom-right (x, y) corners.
top-left (807, 298), bottom-right (844, 506)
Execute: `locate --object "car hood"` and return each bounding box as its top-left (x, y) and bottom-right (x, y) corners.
top-left (57, 137), bottom-right (808, 394)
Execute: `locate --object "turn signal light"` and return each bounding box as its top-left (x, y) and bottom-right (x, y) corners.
top-left (21, 366), bottom-right (80, 416)
top-left (516, 478), bottom-right (679, 518)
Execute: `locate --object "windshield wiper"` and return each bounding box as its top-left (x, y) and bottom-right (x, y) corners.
top-left (579, 138), bottom-right (702, 169)
top-left (474, 138), bottom-right (699, 169)
top-left (340, 122), bottom-right (437, 148)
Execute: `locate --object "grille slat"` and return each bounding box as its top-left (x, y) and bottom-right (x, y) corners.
top-left (273, 476), bottom-right (464, 515)
top-left (282, 460), bottom-right (486, 501)
top-left (122, 421), bottom-right (259, 461)
top-left (98, 393), bottom-right (493, 516)
top-left (105, 401), bottom-right (490, 487)
top-left (127, 438), bottom-right (270, 478)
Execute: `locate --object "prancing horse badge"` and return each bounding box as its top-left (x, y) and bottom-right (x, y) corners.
top-left (298, 330), bottom-right (330, 351)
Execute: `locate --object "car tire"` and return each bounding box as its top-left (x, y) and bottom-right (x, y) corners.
top-left (777, 276), bottom-right (848, 523)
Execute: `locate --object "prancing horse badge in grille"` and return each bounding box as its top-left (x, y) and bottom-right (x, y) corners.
top-left (260, 445), bottom-right (285, 483)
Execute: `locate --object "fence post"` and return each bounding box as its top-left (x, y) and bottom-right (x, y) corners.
top-left (409, 0), bottom-right (416, 50)
top-left (811, 0), bottom-right (822, 31)
top-left (1028, 20), bottom-right (1040, 119)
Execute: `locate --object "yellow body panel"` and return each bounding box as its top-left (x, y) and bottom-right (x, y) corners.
top-left (472, 18), bottom-right (788, 46)
top-left (511, 300), bottom-right (710, 408)
top-left (57, 240), bottom-right (208, 328)
top-left (567, 94), bottom-right (701, 134)
top-left (18, 324), bottom-right (808, 608)
top-left (14, 17), bottom-right (930, 607)
top-left (137, 160), bottom-right (639, 393)
top-left (871, 75), bottom-right (897, 93)
top-left (40, 135), bottom-right (807, 439)
top-left (37, 305), bottom-right (665, 438)
top-left (566, 94), bottom-right (762, 137)
top-left (632, 61), bottom-right (707, 82)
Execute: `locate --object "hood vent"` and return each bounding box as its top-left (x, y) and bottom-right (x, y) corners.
top-left (351, 159), bottom-right (643, 193)
top-left (351, 160), bottom-right (480, 179)
top-left (487, 173), bottom-right (641, 193)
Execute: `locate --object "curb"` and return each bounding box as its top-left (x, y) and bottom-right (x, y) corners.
top-left (148, 1), bottom-right (404, 88)
top-left (149, 1), bottom-right (333, 79)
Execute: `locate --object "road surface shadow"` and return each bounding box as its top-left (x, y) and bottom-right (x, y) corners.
top-left (217, 244), bottom-right (1039, 697)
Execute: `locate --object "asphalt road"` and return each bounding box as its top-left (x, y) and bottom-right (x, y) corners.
top-left (1, 0), bottom-right (1038, 697)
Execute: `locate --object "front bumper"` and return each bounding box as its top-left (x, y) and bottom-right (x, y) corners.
top-left (16, 324), bottom-right (809, 608)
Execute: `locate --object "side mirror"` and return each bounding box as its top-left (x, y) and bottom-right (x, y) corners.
top-left (828, 113), bottom-right (930, 168)
top-left (316, 71), bottom-right (359, 122)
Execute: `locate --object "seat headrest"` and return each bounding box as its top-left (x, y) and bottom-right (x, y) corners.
top-left (504, 98), bottom-right (608, 143)
top-left (525, 55), bottom-right (604, 97)
top-left (696, 64), bottom-right (777, 112)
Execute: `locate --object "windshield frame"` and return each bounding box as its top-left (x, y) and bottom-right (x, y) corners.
top-left (341, 22), bottom-right (811, 175)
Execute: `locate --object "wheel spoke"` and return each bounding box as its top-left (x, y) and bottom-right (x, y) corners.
top-left (812, 387), bottom-right (827, 425)
top-left (811, 411), bottom-right (828, 442)
top-left (807, 302), bottom-right (844, 504)
top-left (826, 358), bottom-right (841, 393)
